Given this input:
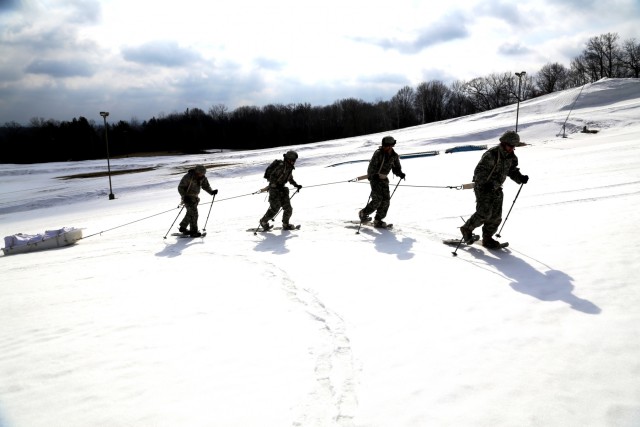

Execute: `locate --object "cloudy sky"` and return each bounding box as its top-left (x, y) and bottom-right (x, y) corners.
top-left (1, 0), bottom-right (639, 125)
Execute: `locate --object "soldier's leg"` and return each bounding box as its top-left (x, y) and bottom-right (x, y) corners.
top-left (278, 187), bottom-right (293, 224)
top-left (463, 189), bottom-right (495, 232)
top-left (362, 181), bottom-right (383, 216)
top-left (260, 188), bottom-right (283, 223)
top-left (481, 190), bottom-right (504, 236)
top-left (180, 203), bottom-right (198, 231)
top-left (373, 183), bottom-right (391, 220)
top-left (179, 210), bottom-right (189, 229)
top-left (185, 203), bottom-right (199, 231)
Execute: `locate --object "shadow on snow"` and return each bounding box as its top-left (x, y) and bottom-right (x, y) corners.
top-left (465, 247), bottom-right (601, 315)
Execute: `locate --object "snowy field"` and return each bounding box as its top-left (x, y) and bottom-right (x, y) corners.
top-left (1, 78), bottom-right (639, 427)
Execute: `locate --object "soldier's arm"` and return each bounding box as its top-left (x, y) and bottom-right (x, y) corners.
top-left (201, 177), bottom-right (214, 194)
top-left (507, 156), bottom-right (524, 183)
top-left (391, 154), bottom-right (403, 176)
top-left (177, 175), bottom-right (189, 196)
top-left (473, 151), bottom-right (496, 184)
top-left (367, 151), bottom-right (381, 179)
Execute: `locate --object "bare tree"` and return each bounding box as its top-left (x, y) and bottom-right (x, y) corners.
top-left (488, 72), bottom-right (513, 108)
top-left (414, 82), bottom-right (429, 124)
top-left (569, 55), bottom-right (590, 87)
top-left (390, 86), bottom-right (417, 128)
top-left (462, 77), bottom-right (492, 111)
top-left (583, 32), bottom-right (622, 80)
top-left (536, 62), bottom-right (570, 94)
top-left (462, 73), bottom-right (512, 111)
top-left (414, 80), bottom-right (450, 124)
top-left (208, 104), bottom-right (229, 121)
top-left (446, 80), bottom-right (476, 118)
top-left (621, 38), bottom-right (640, 77)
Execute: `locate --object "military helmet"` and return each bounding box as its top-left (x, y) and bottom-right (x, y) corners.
top-left (499, 130), bottom-right (520, 146)
top-left (283, 150), bottom-right (298, 160)
top-left (381, 136), bottom-right (396, 146)
top-left (194, 164), bottom-right (206, 174)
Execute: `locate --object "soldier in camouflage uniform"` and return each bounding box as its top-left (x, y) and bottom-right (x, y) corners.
top-left (177, 164), bottom-right (217, 237)
top-left (259, 150), bottom-right (303, 231)
top-left (359, 136), bottom-right (406, 228)
top-left (460, 131), bottom-right (529, 248)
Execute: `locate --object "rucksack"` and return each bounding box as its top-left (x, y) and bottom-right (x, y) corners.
top-left (264, 159), bottom-right (283, 180)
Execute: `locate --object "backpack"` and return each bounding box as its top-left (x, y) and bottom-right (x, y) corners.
top-left (264, 159), bottom-right (283, 180)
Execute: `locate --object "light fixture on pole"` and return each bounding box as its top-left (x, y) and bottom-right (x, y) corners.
top-left (515, 71), bottom-right (526, 133)
top-left (99, 111), bottom-right (115, 200)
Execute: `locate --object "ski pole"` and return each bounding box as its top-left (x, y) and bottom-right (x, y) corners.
top-left (496, 183), bottom-right (524, 238)
top-left (356, 178), bottom-right (401, 235)
top-left (202, 192), bottom-right (217, 233)
top-left (254, 187), bottom-right (300, 235)
top-left (390, 177), bottom-right (402, 200)
top-left (451, 216), bottom-right (468, 257)
top-left (163, 205), bottom-right (185, 239)
top-left (356, 193), bottom-right (372, 235)
top-left (270, 187), bottom-right (300, 223)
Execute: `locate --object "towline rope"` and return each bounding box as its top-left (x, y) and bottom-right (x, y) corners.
top-left (80, 178), bottom-right (470, 239)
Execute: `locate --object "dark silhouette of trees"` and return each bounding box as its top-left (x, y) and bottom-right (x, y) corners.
top-left (1, 31), bottom-right (637, 164)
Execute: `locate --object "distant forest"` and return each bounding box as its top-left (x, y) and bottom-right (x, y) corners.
top-left (2, 32), bottom-right (639, 163)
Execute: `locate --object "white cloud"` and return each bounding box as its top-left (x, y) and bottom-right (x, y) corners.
top-left (122, 41), bottom-right (202, 67)
top-left (0, 0), bottom-right (639, 124)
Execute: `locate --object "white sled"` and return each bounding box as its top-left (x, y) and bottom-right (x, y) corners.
top-left (2, 227), bottom-right (83, 256)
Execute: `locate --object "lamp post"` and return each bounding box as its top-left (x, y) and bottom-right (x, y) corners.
top-left (515, 71), bottom-right (526, 133)
top-left (99, 111), bottom-right (115, 200)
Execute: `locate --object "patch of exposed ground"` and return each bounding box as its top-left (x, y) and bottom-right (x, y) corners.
top-left (57, 167), bottom-right (157, 180)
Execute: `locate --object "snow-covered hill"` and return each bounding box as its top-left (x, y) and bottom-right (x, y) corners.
top-left (1, 78), bottom-right (639, 427)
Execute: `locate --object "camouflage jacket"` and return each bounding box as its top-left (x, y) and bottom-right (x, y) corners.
top-left (178, 169), bottom-right (214, 198)
top-left (473, 145), bottom-right (525, 191)
top-left (267, 161), bottom-right (299, 188)
top-left (367, 148), bottom-right (403, 181)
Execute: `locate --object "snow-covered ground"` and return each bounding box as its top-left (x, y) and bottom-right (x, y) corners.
top-left (1, 78), bottom-right (639, 427)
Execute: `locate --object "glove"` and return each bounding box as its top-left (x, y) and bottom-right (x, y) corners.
top-left (295, 184), bottom-right (302, 190)
top-left (211, 189), bottom-right (218, 195)
top-left (521, 175), bottom-right (529, 184)
top-left (397, 172), bottom-right (406, 180)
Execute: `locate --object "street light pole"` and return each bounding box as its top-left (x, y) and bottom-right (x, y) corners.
top-left (515, 71), bottom-right (526, 133)
top-left (99, 111), bottom-right (115, 200)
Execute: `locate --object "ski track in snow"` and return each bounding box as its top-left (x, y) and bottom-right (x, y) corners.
top-left (247, 255), bottom-right (359, 426)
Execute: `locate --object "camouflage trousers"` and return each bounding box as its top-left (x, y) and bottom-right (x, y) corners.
top-left (179, 201), bottom-right (199, 231)
top-left (261, 186), bottom-right (293, 224)
top-left (464, 187), bottom-right (504, 237)
top-left (361, 179), bottom-right (391, 220)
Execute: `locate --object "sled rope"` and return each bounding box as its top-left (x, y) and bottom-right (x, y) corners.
top-left (81, 206), bottom-right (182, 240)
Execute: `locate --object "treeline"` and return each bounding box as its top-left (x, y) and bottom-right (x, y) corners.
top-left (1, 32), bottom-right (638, 163)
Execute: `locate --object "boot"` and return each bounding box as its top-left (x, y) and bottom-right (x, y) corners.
top-left (189, 230), bottom-right (203, 237)
top-left (260, 220), bottom-right (273, 231)
top-left (460, 226), bottom-right (474, 244)
top-left (482, 234), bottom-right (501, 249)
top-left (178, 226), bottom-right (189, 234)
top-left (282, 223), bottom-right (297, 230)
top-left (359, 210), bottom-right (372, 222)
top-left (373, 219), bottom-right (387, 228)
